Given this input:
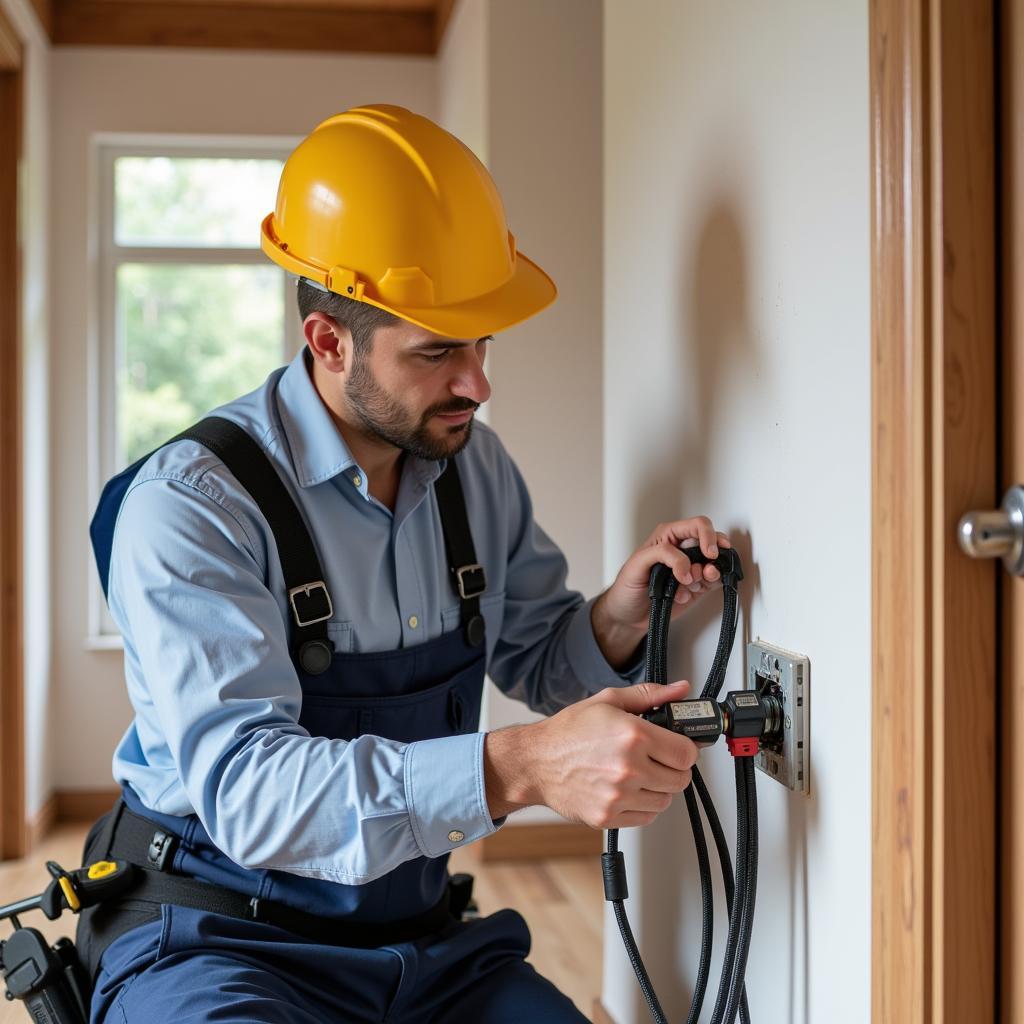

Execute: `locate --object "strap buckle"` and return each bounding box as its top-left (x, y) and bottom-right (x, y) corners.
top-left (454, 564), bottom-right (486, 600)
top-left (147, 831), bottom-right (178, 872)
top-left (288, 581), bottom-right (333, 627)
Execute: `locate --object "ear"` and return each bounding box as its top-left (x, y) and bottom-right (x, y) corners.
top-left (304, 313), bottom-right (352, 376)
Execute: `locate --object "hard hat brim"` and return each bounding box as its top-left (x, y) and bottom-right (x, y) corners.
top-left (363, 250), bottom-right (557, 340)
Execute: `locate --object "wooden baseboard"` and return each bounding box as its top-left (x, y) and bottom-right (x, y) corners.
top-left (54, 788), bottom-right (119, 823)
top-left (27, 792), bottom-right (57, 849)
top-left (591, 999), bottom-right (617, 1024)
top-left (472, 822), bottom-right (602, 862)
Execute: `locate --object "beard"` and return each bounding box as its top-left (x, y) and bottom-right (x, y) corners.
top-left (345, 356), bottom-right (477, 461)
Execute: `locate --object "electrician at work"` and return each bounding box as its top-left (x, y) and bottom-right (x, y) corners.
top-left (79, 104), bottom-right (731, 1023)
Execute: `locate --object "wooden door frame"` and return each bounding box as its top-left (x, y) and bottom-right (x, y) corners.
top-left (0, 4), bottom-right (26, 861)
top-left (871, 1), bottom-right (999, 1020)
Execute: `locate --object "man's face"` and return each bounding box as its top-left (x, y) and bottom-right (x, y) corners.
top-left (344, 321), bottom-right (493, 461)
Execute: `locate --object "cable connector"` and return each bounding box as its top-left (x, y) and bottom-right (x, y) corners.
top-left (602, 852), bottom-right (629, 902)
top-left (726, 736), bottom-right (760, 758)
top-left (722, 690), bottom-right (766, 758)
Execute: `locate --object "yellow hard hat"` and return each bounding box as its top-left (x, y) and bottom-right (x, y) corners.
top-left (260, 104), bottom-right (557, 339)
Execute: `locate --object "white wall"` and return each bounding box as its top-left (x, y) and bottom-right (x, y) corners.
top-left (437, 0), bottom-right (605, 825)
top-left (437, 0), bottom-right (488, 165)
top-left (601, 2), bottom-right (870, 1022)
top-left (2, 0), bottom-right (52, 823)
top-left (50, 47), bottom-right (436, 790)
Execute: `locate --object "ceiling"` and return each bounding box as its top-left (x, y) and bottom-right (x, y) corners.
top-left (28, 0), bottom-right (458, 55)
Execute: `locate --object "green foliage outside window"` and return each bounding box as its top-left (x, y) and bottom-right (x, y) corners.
top-left (115, 157), bottom-right (282, 248)
top-left (112, 154), bottom-right (288, 467)
top-left (117, 263), bottom-right (284, 465)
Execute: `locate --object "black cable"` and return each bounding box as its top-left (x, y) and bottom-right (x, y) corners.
top-left (710, 759), bottom-right (750, 1024)
top-left (683, 786), bottom-right (713, 1024)
top-left (722, 758), bottom-right (759, 1024)
top-left (693, 768), bottom-right (750, 1024)
top-left (650, 589), bottom-right (716, 1024)
top-left (701, 587), bottom-right (738, 700)
top-left (606, 828), bottom-right (668, 1024)
top-left (609, 558), bottom-right (755, 1024)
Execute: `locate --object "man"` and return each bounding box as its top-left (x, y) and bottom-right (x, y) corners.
top-left (81, 105), bottom-right (730, 1023)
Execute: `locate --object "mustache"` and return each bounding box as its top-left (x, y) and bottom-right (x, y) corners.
top-left (425, 399), bottom-right (480, 418)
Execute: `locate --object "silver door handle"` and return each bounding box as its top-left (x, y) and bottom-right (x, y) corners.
top-left (958, 485), bottom-right (1024, 576)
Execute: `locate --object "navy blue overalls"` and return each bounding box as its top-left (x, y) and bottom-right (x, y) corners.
top-left (79, 417), bottom-right (587, 1024)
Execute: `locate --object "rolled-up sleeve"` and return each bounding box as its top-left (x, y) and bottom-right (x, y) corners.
top-left (111, 472), bottom-right (497, 885)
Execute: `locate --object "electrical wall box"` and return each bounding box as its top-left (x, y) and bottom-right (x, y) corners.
top-left (746, 640), bottom-right (809, 794)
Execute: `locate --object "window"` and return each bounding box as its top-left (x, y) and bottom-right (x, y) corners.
top-left (90, 135), bottom-right (302, 644)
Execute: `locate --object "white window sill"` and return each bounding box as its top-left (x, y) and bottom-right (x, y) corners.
top-left (86, 634), bottom-right (125, 652)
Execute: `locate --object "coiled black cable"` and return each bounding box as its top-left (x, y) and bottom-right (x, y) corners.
top-left (605, 550), bottom-right (756, 1024)
top-left (693, 767), bottom-right (750, 1024)
top-left (605, 827), bottom-right (668, 1024)
top-left (721, 759), bottom-right (758, 1024)
top-left (710, 760), bottom-right (752, 1023)
top-left (682, 785), bottom-right (714, 1023)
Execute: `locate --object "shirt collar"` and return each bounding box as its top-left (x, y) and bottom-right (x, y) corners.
top-left (275, 348), bottom-right (446, 491)
top-left (275, 348), bottom-right (358, 488)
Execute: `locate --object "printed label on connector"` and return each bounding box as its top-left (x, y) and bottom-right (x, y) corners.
top-left (671, 700), bottom-right (717, 721)
top-left (734, 693), bottom-right (759, 707)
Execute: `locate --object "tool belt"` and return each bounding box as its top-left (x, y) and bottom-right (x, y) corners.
top-left (76, 800), bottom-right (475, 983)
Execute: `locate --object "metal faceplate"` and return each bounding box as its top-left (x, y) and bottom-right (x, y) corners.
top-left (747, 640), bottom-right (809, 794)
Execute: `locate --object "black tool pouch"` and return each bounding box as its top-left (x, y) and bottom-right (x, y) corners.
top-left (74, 802), bottom-right (160, 986)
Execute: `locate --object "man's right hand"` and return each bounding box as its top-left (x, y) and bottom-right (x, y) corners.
top-left (483, 680), bottom-right (699, 829)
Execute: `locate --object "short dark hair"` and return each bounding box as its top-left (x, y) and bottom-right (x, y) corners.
top-left (296, 278), bottom-right (400, 355)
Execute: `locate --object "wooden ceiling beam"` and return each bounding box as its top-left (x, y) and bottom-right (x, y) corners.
top-left (26, 0), bottom-right (54, 39)
top-left (0, 4), bottom-right (21, 68)
top-left (52, 0), bottom-right (437, 54)
top-left (434, 0), bottom-right (454, 50)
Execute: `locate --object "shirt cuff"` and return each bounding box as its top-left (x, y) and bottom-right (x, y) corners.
top-left (405, 732), bottom-right (500, 858)
top-left (564, 595), bottom-right (647, 691)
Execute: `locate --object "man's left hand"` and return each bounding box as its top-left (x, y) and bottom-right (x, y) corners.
top-left (591, 517), bottom-right (732, 669)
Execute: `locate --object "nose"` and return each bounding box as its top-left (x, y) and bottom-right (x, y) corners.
top-left (450, 346), bottom-right (491, 406)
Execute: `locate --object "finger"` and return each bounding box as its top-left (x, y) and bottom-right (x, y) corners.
top-left (646, 729), bottom-right (700, 772)
top-left (641, 759), bottom-right (692, 794)
top-left (627, 789), bottom-right (675, 814)
top-left (631, 537), bottom-right (695, 586)
top-left (651, 538), bottom-right (698, 587)
top-left (695, 518), bottom-right (719, 558)
top-left (596, 679), bottom-right (691, 713)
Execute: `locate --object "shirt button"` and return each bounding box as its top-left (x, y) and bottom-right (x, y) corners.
top-left (448, 830), bottom-right (465, 843)
top-left (408, 615), bottom-right (419, 629)
top-left (352, 474), bottom-right (362, 488)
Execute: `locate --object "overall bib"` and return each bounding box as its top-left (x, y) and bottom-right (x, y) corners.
top-left (79, 418), bottom-right (587, 1024)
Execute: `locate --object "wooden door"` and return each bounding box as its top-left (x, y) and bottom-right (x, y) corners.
top-left (1001, 3), bottom-right (1024, 1018)
top-left (871, 1), bottom-right (998, 1020)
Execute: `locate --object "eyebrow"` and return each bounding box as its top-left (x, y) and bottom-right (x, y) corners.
top-left (410, 335), bottom-right (493, 351)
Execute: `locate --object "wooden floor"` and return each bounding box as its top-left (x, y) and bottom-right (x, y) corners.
top-left (0, 825), bottom-right (604, 1023)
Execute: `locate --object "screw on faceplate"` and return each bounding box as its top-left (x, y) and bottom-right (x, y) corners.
top-left (785, 715), bottom-right (792, 730)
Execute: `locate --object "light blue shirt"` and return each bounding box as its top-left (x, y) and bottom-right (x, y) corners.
top-left (109, 347), bottom-right (636, 885)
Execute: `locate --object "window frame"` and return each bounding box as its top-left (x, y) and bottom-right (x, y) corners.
top-left (87, 133), bottom-right (302, 647)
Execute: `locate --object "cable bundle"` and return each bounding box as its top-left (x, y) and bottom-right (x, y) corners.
top-left (604, 550), bottom-right (757, 1024)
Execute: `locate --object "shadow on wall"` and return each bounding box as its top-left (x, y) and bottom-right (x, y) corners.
top-left (620, 197), bottom-right (811, 1021)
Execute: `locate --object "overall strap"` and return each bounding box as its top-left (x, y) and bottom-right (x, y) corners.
top-left (177, 417), bottom-right (335, 675)
top-left (434, 458), bottom-right (487, 647)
